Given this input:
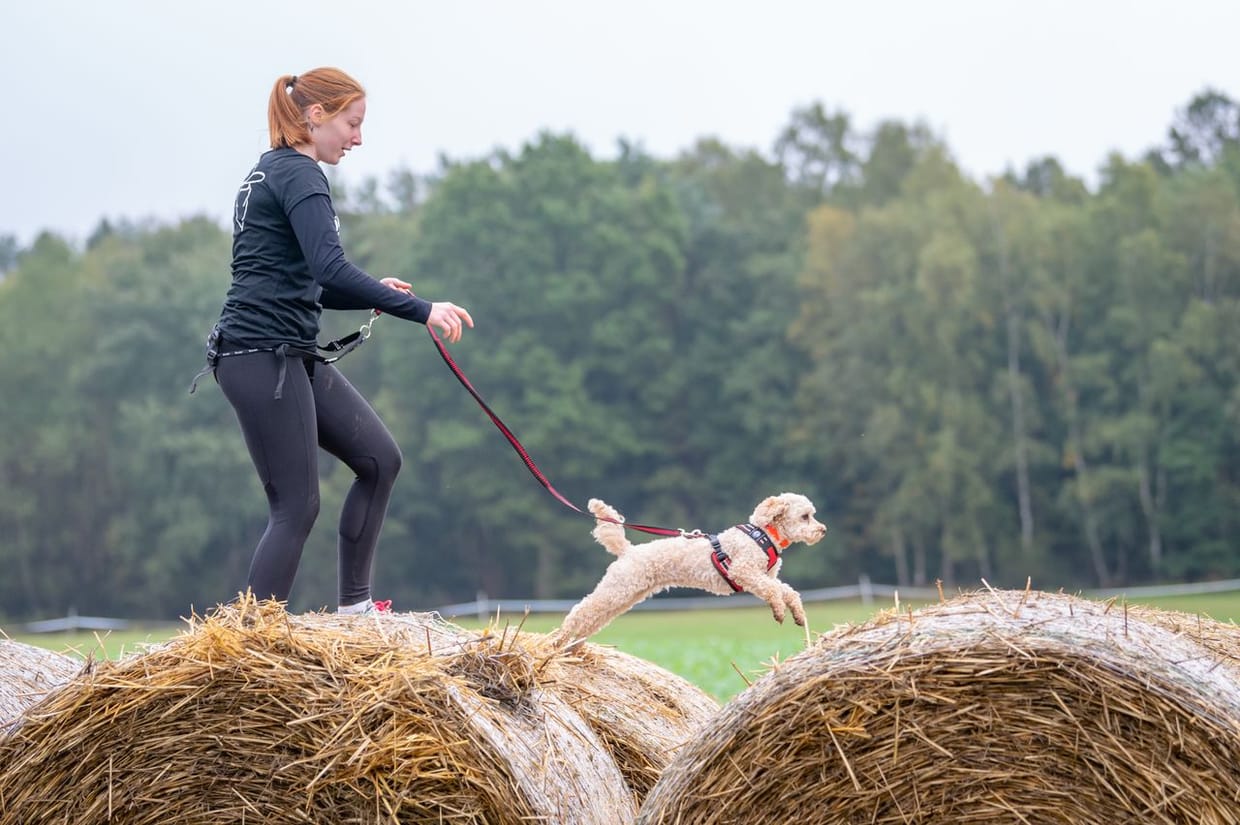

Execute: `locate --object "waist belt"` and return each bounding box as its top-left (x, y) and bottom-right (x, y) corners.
top-left (188, 317), bottom-right (374, 398)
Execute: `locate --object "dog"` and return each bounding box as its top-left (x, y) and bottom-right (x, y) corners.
top-left (550, 493), bottom-right (827, 647)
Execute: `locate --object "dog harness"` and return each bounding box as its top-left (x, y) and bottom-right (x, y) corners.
top-left (709, 522), bottom-right (788, 593)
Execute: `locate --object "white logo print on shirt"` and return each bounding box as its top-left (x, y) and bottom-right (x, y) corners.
top-left (234, 171), bottom-right (266, 232)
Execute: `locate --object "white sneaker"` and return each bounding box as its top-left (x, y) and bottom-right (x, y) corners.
top-left (337, 598), bottom-right (393, 615)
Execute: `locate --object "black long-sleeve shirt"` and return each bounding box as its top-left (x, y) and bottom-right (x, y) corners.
top-left (217, 148), bottom-right (430, 350)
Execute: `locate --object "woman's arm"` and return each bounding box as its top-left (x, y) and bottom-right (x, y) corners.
top-left (288, 194), bottom-right (432, 323)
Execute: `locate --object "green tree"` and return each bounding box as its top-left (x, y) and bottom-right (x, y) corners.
top-left (1164, 89), bottom-right (1240, 169)
top-left (0, 234), bottom-right (18, 274)
top-left (0, 233), bottom-right (107, 615)
top-left (792, 147), bottom-right (1017, 588)
top-left (851, 120), bottom-right (944, 208)
top-left (773, 102), bottom-right (861, 199)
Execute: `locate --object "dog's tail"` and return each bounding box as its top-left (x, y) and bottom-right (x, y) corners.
top-left (588, 498), bottom-right (630, 557)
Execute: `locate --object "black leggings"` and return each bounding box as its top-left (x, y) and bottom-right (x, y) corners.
top-left (216, 350), bottom-right (402, 605)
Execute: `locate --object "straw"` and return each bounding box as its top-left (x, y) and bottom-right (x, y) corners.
top-left (638, 589), bottom-right (1240, 824)
top-left (0, 639), bottom-right (82, 732)
top-left (0, 597), bottom-right (668, 823)
top-left (534, 637), bottom-right (720, 805)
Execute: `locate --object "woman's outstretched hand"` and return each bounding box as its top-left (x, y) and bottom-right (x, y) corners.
top-left (380, 278), bottom-right (474, 343)
top-left (427, 302), bottom-right (474, 343)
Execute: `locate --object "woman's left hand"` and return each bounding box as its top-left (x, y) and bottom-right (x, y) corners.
top-left (380, 276), bottom-right (413, 292)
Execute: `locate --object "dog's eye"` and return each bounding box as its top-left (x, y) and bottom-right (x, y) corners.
top-left (801, 513), bottom-right (810, 520)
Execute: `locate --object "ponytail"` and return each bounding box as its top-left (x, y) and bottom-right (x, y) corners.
top-left (267, 68), bottom-right (366, 149)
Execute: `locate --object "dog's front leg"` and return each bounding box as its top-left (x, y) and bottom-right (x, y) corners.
top-left (739, 576), bottom-right (794, 625)
top-left (780, 582), bottom-right (808, 628)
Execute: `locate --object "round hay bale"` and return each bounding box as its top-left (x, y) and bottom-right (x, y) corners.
top-left (1126, 602), bottom-right (1240, 674)
top-left (0, 639), bottom-right (82, 731)
top-left (0, 599), bottom-right (636, 824)
top-left (535, 638), bottom-right (720, 804)
top-left (637, 589), bottom-right (1240, 824)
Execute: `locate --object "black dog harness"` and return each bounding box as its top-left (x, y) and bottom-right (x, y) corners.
top-left (709, 522), bottom-right (787, 593)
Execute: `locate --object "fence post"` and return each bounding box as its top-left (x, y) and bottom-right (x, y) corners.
top-left (859, 574), bottom-right (873, 606)
top-left (475, 591), bottom-right (488, 623)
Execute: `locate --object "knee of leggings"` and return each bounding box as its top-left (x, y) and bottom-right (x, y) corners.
top-left (305, 490), bottom-right (322, 527)
top-left (370, 444), bottom-right (403, 486)
top-left (269, 483), bottom-right (321, 536)
top-left (292, 492), bottom-right (322, 537)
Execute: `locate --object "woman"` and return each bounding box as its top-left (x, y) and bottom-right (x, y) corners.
top-left (207, 67), bottom-right (473, 614)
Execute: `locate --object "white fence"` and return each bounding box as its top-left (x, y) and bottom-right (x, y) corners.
top-left (431, 576), bottom-right (1240, 622)
top-left (21, 608), bottom-right (134, 634)
top-left (19, 576), bottom-right (1240, 631)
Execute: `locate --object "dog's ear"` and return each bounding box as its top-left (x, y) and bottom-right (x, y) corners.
top-left (751, 495), bottom-right (788, 524)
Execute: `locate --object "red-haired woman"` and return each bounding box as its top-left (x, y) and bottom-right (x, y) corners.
top-left (201, 67), bottom-right (473, 614)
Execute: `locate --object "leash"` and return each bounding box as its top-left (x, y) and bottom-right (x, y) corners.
top-left (196, 301), bottom-right (695, 538)
top-left (428, 316), bottom-right (811, 647)
top-left (424, 324), bottom-right (693, 539)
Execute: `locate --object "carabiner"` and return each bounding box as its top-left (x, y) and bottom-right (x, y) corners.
top-left (359, 309), bottom-right (380, 340)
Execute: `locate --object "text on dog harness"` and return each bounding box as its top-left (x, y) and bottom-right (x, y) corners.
top-left (709, 523), bottom-right (783, 593)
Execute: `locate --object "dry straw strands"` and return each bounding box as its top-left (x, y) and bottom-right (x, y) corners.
top-left (0, 638), bottom-right (82, 731)
top-left (638, 589), bottom-right (1240, 825)
top-left (0, 598), bottom-right (715, 824)
top-left (537, 640), bottom-right (720, 805)
top-left (1126, 602), bottom-right (1240, 676)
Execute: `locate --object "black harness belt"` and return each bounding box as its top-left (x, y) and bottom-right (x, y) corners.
top-left (188, 317), bottom-right (375, 398)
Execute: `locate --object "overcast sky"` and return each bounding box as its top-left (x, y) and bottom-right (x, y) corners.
top-left (5, 0), bottom-right (1236, 245)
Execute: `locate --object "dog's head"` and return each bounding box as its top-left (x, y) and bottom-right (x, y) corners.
top-left (750, 493), bottom-right (827, 546)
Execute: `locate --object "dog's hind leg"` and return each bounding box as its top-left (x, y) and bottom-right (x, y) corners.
top-left (555, 591), bottom-right (619, 646)
top-left (553, 590), bottom-right (625, 647)
top-left (588, 498), bottom-right (630, 557)
top-left (552, 562), bottom-right (654, 647)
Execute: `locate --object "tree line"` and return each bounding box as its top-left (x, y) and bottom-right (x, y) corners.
top-left (0, 91), bottom-right (1237, 620)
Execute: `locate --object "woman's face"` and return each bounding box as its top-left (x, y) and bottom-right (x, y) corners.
top-left (309, 97), bottom-right (366, 165)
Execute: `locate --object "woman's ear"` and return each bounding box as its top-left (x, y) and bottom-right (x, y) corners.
top-left (306, 103), bottom-right (324, 130)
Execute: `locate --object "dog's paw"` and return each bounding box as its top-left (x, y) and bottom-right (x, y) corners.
top-left (588, 498), bottom-right (623, 523)
top-left (785, 592), bottom-right (807, 626)
top-left (789, 598), bottom-right (807, 627)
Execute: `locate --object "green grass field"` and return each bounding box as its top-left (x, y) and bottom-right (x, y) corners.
top-left (7, 591), bottom-right (1240, 701)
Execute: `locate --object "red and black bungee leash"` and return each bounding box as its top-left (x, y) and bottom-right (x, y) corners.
top-left (423, 323), bottom-right (692, 538)
top-left (424, 313), bottom-right (806, 637)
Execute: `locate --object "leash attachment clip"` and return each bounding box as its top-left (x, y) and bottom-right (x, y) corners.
top-left (359, 309), bottom-right (380, 341)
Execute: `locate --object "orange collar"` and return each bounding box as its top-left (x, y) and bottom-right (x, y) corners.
top-left (763, 522), bottom-right (790, 550)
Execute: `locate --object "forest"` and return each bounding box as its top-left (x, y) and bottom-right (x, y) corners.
top-left (0, 91), bottom-right (1236, 620)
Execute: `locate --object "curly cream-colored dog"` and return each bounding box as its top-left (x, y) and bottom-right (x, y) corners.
top-left (550, 493), bottom-right (827, 647)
